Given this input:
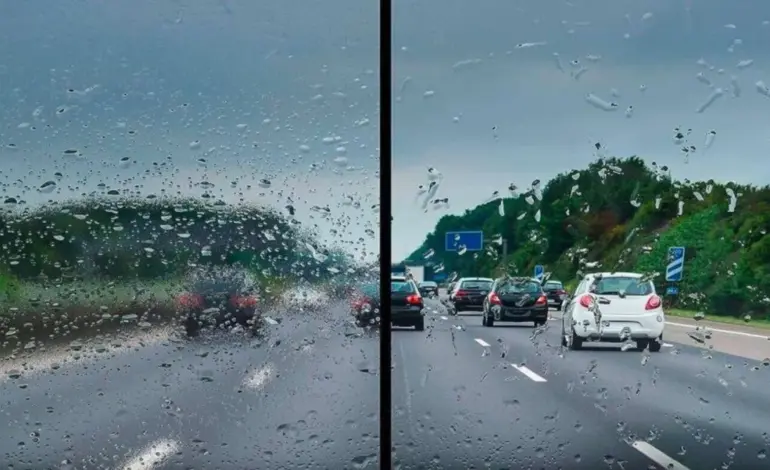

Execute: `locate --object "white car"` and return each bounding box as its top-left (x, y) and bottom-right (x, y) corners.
top-left (561, 272), bottom-right (665, 352)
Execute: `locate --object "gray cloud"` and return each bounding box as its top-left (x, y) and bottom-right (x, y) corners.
top-left (393, 0), bottom-right (770, 261)
top-left (0, 0), bottom-right (379, 260)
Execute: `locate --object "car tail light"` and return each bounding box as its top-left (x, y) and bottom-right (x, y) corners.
top-left (351, 296), bottom-right (371, 310)
top-left (456, 289), bottom-right (469, 297)
top-left (579, 294), bottom-right (593, 308)
top-left (645, 295), bottom-right (662, 310)
top-left (177, 293), bottom-right (203, 308)
top-left (232, 295), bottom-right (258, 308)
top-left (535, 295), bottom-right (547, 306)
top-left (489, 292), bottom-right (501, 305)
top-left (406, 294), bottom-right (422, 305)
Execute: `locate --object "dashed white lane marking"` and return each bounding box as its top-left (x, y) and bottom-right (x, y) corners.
top-left (440, 315), bottom-right (448, 321)
top-left (474, 338), bottom-right (491, 348)
top-left (631, 441), bottom-right (690, 470)
top-left (264, 316), bottom-right (279, 325)
top-left (243, 363), bottom-right (275, 390)
top-left (665, 321), bottom-right (769, 339)
top-left (663, 343), bottom-right (674, 347)
top-left (121, 438), bottom-right (181, 470)
top-left (511, 364), bottom-right (547, 382)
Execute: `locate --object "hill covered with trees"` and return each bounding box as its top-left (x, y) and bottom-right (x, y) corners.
top-left (405, 157), bottom-right (770, 320)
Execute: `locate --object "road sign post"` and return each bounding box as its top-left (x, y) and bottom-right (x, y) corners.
top-left (445, 231), bottom-right (484, 252)
top-left (534, 264), bottom-right (544, 282)
top-left (665, 246), bottom-right (685, 297)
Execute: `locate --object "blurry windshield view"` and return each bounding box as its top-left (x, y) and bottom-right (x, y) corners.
top-left (393, 0), bottom-right (770, 468)
top-left (0, 1), bottom-right (379, 468)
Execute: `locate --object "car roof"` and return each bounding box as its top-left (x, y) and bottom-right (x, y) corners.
top-left (495, 277), bottom-right (541, 284)
top-left (458, 277), bottom-right (493, 282)
top-left (543, 279), bottom-right (563, 283)
top-left (583, 272), bottom-right (645, 281)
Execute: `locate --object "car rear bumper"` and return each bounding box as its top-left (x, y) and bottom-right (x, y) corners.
top-left (571, 313), bottom-right (665, 340)
top-left (391, 305), bottom-right (424, 325)
top-left (453, 299), bottom-right (484, 310)
top-left (492, 305), bottom-right (548, 322)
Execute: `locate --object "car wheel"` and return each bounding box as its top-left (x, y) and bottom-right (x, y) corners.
top-left (560, 323), bottom-right (568, 347)
top-left (483, 311), bottom-right (494, 327)
top-left (635, 339), bottom-right (650, 351)
top-left (568, 327), bottom-right (583, 350)
top-left (415, 317), bottom-right (425, 331)
top-left (648, 339), bottom-right (662, 353)
top-left (184, 314), bottom-right (201, 337)
top-left (534, 319), bottom-right (546, 328)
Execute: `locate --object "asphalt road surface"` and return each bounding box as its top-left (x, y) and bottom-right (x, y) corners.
top-left (391, 294), bottom-right (770, 469)
top-left (0, 301), bottom-right (379, 469)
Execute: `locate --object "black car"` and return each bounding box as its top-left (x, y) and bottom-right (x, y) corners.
top-left (350, 281), bottom-right (381, 327)
top-left (176, 268), bottom-right (261, 336)
top-left (541, 280), bottom-right (568, 310)
top-left (391, 276), bottom-right (425, 331)
top-left (418, 281), bottom-right (439, 297)
top-left (482, 277), bottom-right (548, 327)
top-left (450, 277), bottom-right (494, 311)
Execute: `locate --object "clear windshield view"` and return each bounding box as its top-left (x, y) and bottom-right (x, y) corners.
top-left (594, 277), bottom-right (654, 296)
top-left (393, 0), bottom-right (770, 468)
top-left (1, 1), bottom-right (379, 468)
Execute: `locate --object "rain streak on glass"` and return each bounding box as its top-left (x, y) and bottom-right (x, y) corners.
top-left (0, 1), bottom-right (379, 468)
top-left (392, 0), bottom-right (770, 469)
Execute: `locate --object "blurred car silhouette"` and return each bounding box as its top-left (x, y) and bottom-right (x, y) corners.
top-left (175, 267), bottom-right (261, 336)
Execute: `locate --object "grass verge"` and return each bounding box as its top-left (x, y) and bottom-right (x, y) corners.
top-left (666, 308), bottom-right (770, 330)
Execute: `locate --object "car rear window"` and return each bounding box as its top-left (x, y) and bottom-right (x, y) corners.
top-left (543, 281), bottom-right (563, 290)
top-left (498, 280), bottom-right (541, 295)
top-left (592, 277), bottom-right (653, 296)
top-left (420, 282), bottom-right (437, 287)
top-left (460, 280), bottom-right (493, 290)
top-left (391, 281), bottom-right (416, 293)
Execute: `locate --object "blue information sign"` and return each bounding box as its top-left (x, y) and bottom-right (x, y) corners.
top-left (534, 264), bottom-right (544, 281)
top-left (444, 231), bottom-right (484, 252)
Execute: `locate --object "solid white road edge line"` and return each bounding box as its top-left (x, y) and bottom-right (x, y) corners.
top-left (474, 338), bottom-right (491, 348)
top-left (511, 364), bottom-right (547, 382)
top-left (665, 321), bottom-right (769, 338)
top-left (631, 441), bottom-right (690, 470)
top-left (121, 438), bottom-right (181, 470)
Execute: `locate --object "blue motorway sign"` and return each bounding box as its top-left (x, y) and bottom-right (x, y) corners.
top-left (666, 286), bottom-right (679, 296)
top-left (665, 246), bottom-right (686, 282)
top-left (534, 264), bottom-right (545, 281)
top-left (445, 231), bottom-right (484, 252)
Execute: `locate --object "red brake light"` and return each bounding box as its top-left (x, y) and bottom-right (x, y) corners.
top-left (535, 295), bottom-right (547, 306)
top-left (177, 293), bottom-right (203, 308)
top-left (232, 295), bottom-right (258, 308)
top-left (406, 294), bottom-right (422, 305)
top-left (351, 296), bottom-right (371, 310)
top-left (489, 292), bottom-right (501, 305)
top-left (645, 295), bottom-right (662, 310)
top-left (579, 294), bottom-right (593, 308)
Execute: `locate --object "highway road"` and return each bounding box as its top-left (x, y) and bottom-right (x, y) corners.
top-left (0, 302), bottom-right (379, 469)
top-left (391, 292), bottom-right (770, 469)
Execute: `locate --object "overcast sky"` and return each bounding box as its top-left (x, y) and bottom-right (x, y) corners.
top-left (0, 0), bottom-right (379, 262)
top-left (392, 0), bottom-right (770, 262)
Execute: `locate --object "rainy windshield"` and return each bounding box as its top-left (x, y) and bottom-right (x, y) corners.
top-left (1, 1), bottom-right (379, 468)
top-left (392, 0), bottom-right (770, 468)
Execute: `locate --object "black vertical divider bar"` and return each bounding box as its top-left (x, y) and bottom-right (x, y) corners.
top-left (379, 0), bottom-right (393, 466)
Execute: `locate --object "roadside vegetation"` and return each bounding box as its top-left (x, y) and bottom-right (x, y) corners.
top-left (0, 196), bottom-right (358, 334)
top-left (406, 157), bottom-right (770, 327)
